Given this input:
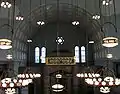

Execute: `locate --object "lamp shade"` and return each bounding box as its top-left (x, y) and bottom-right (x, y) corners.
top-left (102, 37), bottom-right (118, 47)
top-left (0, 39), bottom-right (12, 49)
top-left (52, 84), bottom-right (64, 92)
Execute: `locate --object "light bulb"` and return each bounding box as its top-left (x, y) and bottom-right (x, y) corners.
top-left (4, 5), bottom-right (7, 8)
top-left (16, 83), bottom-right (21, 87)
top-left (30, 74), bottom-right (34, 78)
top-left (76, 73), bottom-right (80, 77)
top-left (102, 81), bottom-right (106, 86)
top-left (18, 74), bottom-right (22, 78)
top-left (102, 0), bottom-right (106, 5)
top-left (89, 80), bottom-right (94, 85)
top-left (109, 82), bottom-right (113, 86)
top-left (98, 78), bottom-right (102, 82)
top-left (36, 74), bottom-right (41, 77)
top-left (19, 79), bottom-right (22, 83)
top-left (84, 73), bottom-right (88, 77)
top-left (28, 79), bottom-right (32, 83)
top-left (1, 2), bottom-right (5, 6)
top-left (10, 82), bottom-right (14, 87)
top-left (22, 74), bottom-right (25, 78)
top-left (8, 4), bottom-right (11, 8)
top-left (92, 73), bottom-right (95, 77)
top-left (115, 79), bottom-right (120, 85)
top-left (94, 81), bottom-right (99, 85)
top-left (26, 74), bottom-right (29, 78)
top-left (106, 2), bottom-right (109, 5)
top-left (93, 78), bottom-right (97, 82)
top-left (21, 17), bottom-right (24, 20)
top-left (13, 79), bottom-right (17, 83)
top-left (2, 83), bottom-right (7, 87)
top-left (22, 80), bottom-right (29, 86)
top-left (6, 2), bottom-right (9, 5)
top-left (33, 73), bottom-right (36, 77)
top-left (80, 73), bottom-right (84, 77)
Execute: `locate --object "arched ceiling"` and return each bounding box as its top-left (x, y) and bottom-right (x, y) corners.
top-left (14, 3), bottom-right (103, 41)
top-left (0, 0), bottom-right (120, 42)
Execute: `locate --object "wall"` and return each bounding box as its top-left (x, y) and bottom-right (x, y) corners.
top-left (29, 22), bottom-right (94, 65)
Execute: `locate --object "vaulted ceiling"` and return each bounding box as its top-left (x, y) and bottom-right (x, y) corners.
top-left (0, 0), bottom-right (119, 42)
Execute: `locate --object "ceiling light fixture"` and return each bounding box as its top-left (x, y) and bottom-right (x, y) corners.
top-left (102, 37), bottom-right (118, 47)
top-left (0, 24), bottom-right (13, 50)
top-left (37, 21), bottom-right (45, 25)
top-left (76, 67), bottom-right (100, 78)
top-left (52, 84), bottom-right (64, 92)
top-left (102, 0), bottom-right (112, 6)
top-left (72, 21), bottom-right (79, 26)
top-left (92, 15), bottom-right (100, 20)
top-left (56, 74), bottom-right (62, 78)
top-left (56, 37), bottom-right (64, 45)
top-left (100, 87), bottom-right (110, 93)
top-left (85, 76), bottom-right (120, 86)
top-left (85, 66), bottom-right (120, 93)
top-left (76, 73), bottom-right (100, 78)
top-left (27, 39), bottom-right (32, 43)
top-left (89, 41), bottom-right (94, 44)
top-left (0, 77), bottom-right (33, 88)
top-left (17, 73), bottom-right (41, 79)
top-left (101, 22), bottom-right (118, 48)
top-left (1, 1), bottom-right (12, 8)
top-left (106, 54), bottom-right (112, 59)
top-left (0, 39), bottom-right (12, 49)
top-left (6, 54), bottom-right (12, 59)
top-left (16, 15), bottom-right (24, 21)
top-left (5, 88), bottom-right (16, 94)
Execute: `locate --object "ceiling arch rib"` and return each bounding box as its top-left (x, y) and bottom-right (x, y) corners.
top-left (13, 3), bottom-right (103, 41)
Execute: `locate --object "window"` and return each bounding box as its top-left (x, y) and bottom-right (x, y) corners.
top-left (81, 46), bottom-right (86, 63)
top-left (35, 47), bottom-right (40, 63)
top-left (41, 47), bottom-right (46, 63)
top-left (75, 46), bottom-right (79, 63)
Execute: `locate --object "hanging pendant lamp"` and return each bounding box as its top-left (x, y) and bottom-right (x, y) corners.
top-left (101, 22), bottom-right (118, 48)
top-left (0, 68), bottom-right (33, 88)
top-left (0, 0), bottom-right (12, 8)
top-left (0, 24), bottom-right (13, 49)
top-left (85, 64), bottom-right (120, 93)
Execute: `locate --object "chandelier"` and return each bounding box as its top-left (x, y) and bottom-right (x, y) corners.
top-left (102, 0), bottom-right (112, 6)
top-left (76, 66), bottom-right (100, 78)
top-left (16, 15), bottom-right (24, 21)
top-left (52, 84), bottom-right (64, 92)
top-left (5, 88), bottom-right (16, 94)
top-left (85, 66), bottom-right (120, 93)
top-left (0, 68), bottom-right (33, 94)
top-left (0, 39), bottom-right (12, 49)
top-left (100, 86), bottom-right (110, 93)
top-left (102, 37), bottom-right (118, 47)
top-left (0, 68), bottom-right (33, 88)
top-left (17, 73), bottom-right (41, 79)
top-left (17, 68), bottom-right (41, 79)
top-left (0, 78), bottom-right (32, 88)
top-left (0, 24), bottom-right (13, 50)
top-left (1, 1), bottom-right (12, 8)
top-left (56, 74), bottom-right (62, 79)
top-left (101, 22), bottom-right (118, 48)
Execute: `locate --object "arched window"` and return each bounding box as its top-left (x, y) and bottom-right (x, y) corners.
top-left (81, 46), bottom-right (86, 63)
top-left (75, 46), bottom-right (79, 63)
top-left (35, 47), bottom-right (40, 63)
top-left (41, 47), bottom-right (46, 63)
